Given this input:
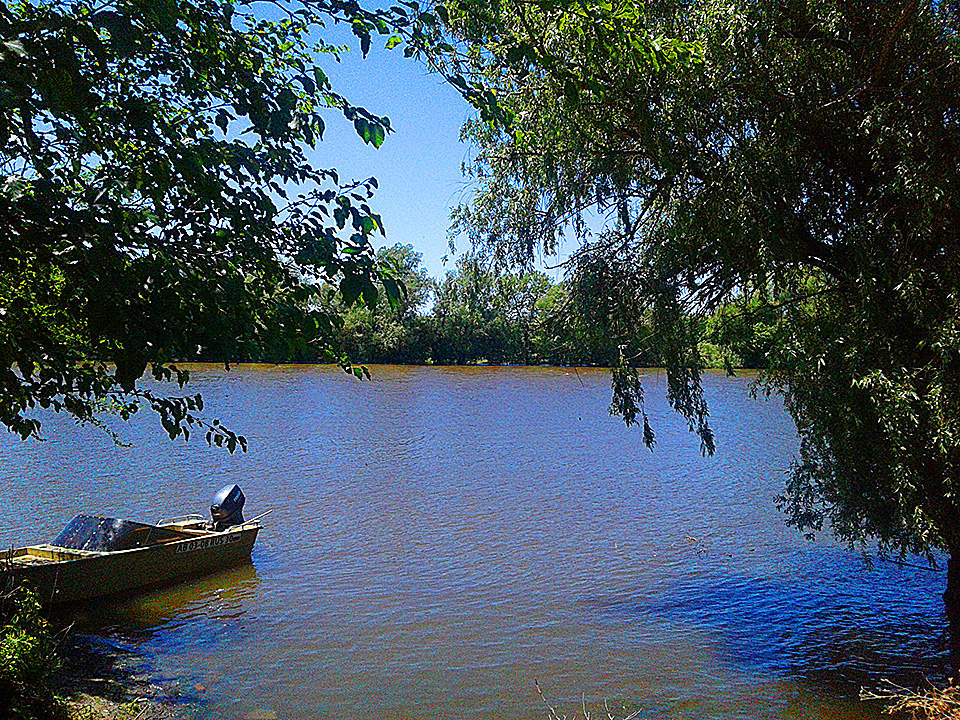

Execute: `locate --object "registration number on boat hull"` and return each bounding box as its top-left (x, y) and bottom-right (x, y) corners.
top-left (174, 534), bottom-right (243, 553)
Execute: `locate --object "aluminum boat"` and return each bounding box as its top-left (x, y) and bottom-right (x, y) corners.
top-left (0, 484), bottom-right (261, 604)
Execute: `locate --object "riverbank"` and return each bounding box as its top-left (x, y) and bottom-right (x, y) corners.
top-left (65, 694), bottom-right (177, 720)
top-left (57, 634), bottom-right (190, 720)
top-left (1, 589), bottom-right (190, 720)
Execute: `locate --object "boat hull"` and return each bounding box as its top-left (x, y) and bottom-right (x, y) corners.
top-left (1, 525), bottom-right (259, 605)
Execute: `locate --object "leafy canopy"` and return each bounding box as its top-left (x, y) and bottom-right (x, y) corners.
top-left (440, 0), bottom-right (960, 559)
top-left (0, 0), bottom-right (436, 448)
top-left (334, 243), bottom-right (437, 363)
top-left (330, 247), bottom-right (627, 367)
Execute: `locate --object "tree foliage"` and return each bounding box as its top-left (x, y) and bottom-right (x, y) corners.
top-left (329, 247), bottom-right (677, 367)
top-left (432, 254), bottom-right (550, 363)
top-left (336, 243), bottom-right (437, 363)
top-left (0, 0), bottom-right (433, 448)
top-left (334, 248), bottom-right (615, 365)
top-left (439, 0), bottom-right (960, 564)
top-left (0, 587), bottom-right (62, 720)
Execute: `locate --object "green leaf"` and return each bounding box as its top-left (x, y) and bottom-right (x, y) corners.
top-left (215, 110), bottom-right (230, 133)
top-left (298, 73), bottom-right (315, 94)
top-left (354, 116), bottom-right (368, 142)
top-left (313, 67), bottom-right (330, 91)
top-left (359, 216), bottom-right (376, 234)
top-left (383, 277), bottom-right (402, 310)
top-left (370, 123), bottom-right (385, 148)
top-left (277, 87), bottom-right (297, 111)
top-left (340, 274), bottom-right (363, 306)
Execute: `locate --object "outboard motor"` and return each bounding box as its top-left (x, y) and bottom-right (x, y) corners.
top-left (210, 484), bottom-right (245, 530)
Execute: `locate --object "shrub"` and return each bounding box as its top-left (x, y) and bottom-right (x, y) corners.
top-left (0, 586), bottom-right (65, 720)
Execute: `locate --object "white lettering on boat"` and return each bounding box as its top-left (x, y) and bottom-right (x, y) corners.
top-left (174, 533), bottom-right (243, 553)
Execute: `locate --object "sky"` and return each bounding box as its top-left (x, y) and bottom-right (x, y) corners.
top-left (304, 26), bottom-right (572, 282)
top-left (305, 30), bottom-right (483, 280)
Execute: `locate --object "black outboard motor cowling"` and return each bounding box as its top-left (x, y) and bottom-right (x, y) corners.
top-left (210, 484), bottom-right (245, 530)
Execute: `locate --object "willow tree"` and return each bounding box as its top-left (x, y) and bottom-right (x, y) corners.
top-left (437, 0), bottom-right (960, 626)
top-left (0, 0), bottom-right (439, 447)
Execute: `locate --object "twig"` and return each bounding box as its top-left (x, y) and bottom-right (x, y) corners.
top-left (861, 678), bottom-right (960, 718)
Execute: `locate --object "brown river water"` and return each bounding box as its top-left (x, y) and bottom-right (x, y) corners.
top-left (0, 365), bottom-right (951, 719)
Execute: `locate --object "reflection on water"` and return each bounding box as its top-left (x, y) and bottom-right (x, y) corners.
top-left (0, 365), bottom-right (951, 719)
top-left (67, 564), bottom-right (262, 636)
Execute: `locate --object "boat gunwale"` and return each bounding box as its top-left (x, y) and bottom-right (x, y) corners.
top-left (0, 521), bottom-right (261, 568)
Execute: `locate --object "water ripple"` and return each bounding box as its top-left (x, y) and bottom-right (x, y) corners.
top-left (0, 365), bottom-right (949, 719)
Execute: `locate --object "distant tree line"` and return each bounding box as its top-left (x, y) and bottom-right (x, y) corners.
top-left (319, 244), bottom-right (769, 369)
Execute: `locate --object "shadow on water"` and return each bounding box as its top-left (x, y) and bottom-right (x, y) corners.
top-left (56, 632), bottom-right (181, 707)
top-left (51, 564), bottom-right (261, 713)
top-left (584, 567), bottom-right (950, 694)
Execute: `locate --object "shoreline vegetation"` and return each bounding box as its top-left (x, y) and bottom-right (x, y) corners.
top-left (197, 246), bottom-right (769, 373)
top-left (331, 248), bottom-right (768, 373)
top-left (862, 682), bottom-right (960, 720)
top-left (1, 588), bottom-right (187, 720)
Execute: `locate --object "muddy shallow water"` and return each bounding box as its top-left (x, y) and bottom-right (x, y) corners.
top-left (0, 365), bottom-right (948, 719)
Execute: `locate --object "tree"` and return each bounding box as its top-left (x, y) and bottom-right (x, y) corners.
top-left (336, 243), bottom-right (436, 363)
top-left (531, 282), bottom-right (622, 367)
top-left (376, 243), bottom-right (436, 321)
top-left (433, 254), bottom-right (501, 363)
top-left (438, 0), bottom-right (960, 629)
top-left (491, 269), bottom-right (552, 363)
top-left (431, 253), bottom-right (554, 364)
top-left (0, 0), bottom-right (432, 448)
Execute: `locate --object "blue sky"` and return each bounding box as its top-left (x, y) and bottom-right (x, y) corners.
top-left (307, 27), bottom-right (572, 282)
top-left (308, 31), bottom-right (479, 279)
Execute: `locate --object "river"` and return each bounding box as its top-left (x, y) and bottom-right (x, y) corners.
top-left (0, 365), bottom-right (949, 719)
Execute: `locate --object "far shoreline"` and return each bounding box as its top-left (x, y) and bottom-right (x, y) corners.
top-left (157, 361), bottom-right (764, 372)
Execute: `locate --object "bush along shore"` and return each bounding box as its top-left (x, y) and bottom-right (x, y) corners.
top-left (332, 249), bottom-right (770, 371)
top-left (192, 244), bottom-right (769, 372)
